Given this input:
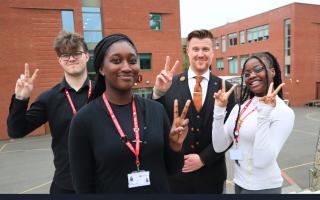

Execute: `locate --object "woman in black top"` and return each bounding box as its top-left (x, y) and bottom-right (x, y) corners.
top-left (69, 33), bottom-right (191, 193)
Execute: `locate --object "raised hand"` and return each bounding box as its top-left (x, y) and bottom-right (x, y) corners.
top-left (15, 63), bottom-right (39, 100)
top-left (260, 82), bottom-right (285, 107)
top-left (213, 79), bottom-right (236, 107)
top-left (169, 99), bottom-right (191, 152)
top-left (153, 56), bottom-right (179, 96)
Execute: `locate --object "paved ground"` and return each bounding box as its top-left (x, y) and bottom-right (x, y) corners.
top-left (0, 107), bottom-right (319, 194)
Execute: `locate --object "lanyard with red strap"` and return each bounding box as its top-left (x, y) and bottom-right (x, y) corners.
top-left (102, 93), bottom-right (141, 171)
top-left (234, 98), bottom-right (256, 144)
top-left (65, 80), bottom-right (92, 115)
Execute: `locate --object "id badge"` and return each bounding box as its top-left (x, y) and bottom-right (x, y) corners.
top-left (128, 170), bottom-right (151, 188)
top-left (230, 148), bottom-right (243, 161)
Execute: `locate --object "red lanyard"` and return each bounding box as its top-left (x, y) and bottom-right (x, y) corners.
top-left (65, 80), bottom-right (92, 115)
top-left (234, 98), bottom-right (256, 144)
top-left (102, 93), bottom-right (141, 171)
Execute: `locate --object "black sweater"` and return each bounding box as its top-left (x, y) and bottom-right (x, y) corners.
top-left (69, 95), bottom-right (183, 193)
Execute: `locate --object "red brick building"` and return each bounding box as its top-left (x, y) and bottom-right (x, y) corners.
top-left (210, 3), bottom-right (320, 106)
top-left (0, 0), bottom-right (182, 140)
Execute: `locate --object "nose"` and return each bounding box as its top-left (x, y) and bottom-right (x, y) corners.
top-left (198, 50), bottom-right (204, 57)
top-left (68, 55), bottom-right (76, 61)
top-left (122, 61), bottom-right (132, 72)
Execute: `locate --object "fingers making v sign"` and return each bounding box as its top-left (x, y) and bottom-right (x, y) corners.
top-left (15, 63), bottom-right (39, 100)
top-left (213, 79), bottom-right (237, 107)
top-left (169, 99), bottom-right (191, 152)
top-left (153, 56), bottom-right (179, 97)
top-left (260, 82), bottom-right (285, 107)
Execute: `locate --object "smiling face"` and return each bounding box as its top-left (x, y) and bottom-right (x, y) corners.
top-left (100, 41), bottom-right (139, 92)
top-left (58, 47), bottom-right (89, 77)
top-left (243, 57), bottom-right (275, 97)
top-left (186, 37), bottom-right (214, 75)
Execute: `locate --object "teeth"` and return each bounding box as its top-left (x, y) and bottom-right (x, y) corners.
top-left (251, 81), bottom-right (260, 86)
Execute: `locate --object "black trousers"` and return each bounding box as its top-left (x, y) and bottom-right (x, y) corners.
top-left (49, 181), bottom-right (75, 194)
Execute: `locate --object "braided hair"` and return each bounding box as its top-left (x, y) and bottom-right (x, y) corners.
top-left (88, 33), bottom-right (138, 102)
top-left (232, 52), bottom-right (283, 144)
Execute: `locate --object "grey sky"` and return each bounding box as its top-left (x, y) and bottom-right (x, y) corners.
top-left (180, 0), bottom-right (320, 37)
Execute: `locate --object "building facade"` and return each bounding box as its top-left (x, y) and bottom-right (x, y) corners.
top-left (210, 3), bottom-right (320, 106)
top-left (0, 0), bottom-right (182, 140)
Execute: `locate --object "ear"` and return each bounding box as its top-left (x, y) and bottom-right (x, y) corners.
top-left (57, 57), bottom-right (63, 66)
top-left (99, 67), bottom-right (105, 76)
top-left (270, 68), bottom-right (275, 79)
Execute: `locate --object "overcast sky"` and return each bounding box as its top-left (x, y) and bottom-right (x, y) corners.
top-left (179, 0), bottom-right (320, 37)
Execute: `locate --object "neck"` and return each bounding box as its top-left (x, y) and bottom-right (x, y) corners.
top-left (104, 89), bottom-right (133, 105)
top-left (64, 72), bottom-right (87, 91)
top-left (190, 66), bottom-right (208, 76)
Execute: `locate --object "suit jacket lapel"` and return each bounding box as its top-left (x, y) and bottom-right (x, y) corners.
top-left (203, 74), bottom-right (220, 110)
top-left (177, 71), bottom-right (192, 101)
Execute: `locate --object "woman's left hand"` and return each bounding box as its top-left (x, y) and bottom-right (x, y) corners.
top-left (260, 82), bottom-right (285, 107)
top-left (169, 99), bottom-right (191, 152)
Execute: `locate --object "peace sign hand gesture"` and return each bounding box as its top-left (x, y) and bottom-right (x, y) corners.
top-left (15, 63), bottom-right (39, 100)
top-left (153, 56), bottom-right (179, 97)
top-left (213, 80), bottom-right (236, 107)
top-left (169, 99), bottom-right (191, 152)
top-left (260, 82), bottom-right (285, 107)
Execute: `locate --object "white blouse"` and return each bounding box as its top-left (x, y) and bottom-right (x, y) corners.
top-left (212, 96), bottom-right (295, 190)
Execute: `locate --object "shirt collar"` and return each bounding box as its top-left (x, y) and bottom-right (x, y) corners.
top-left (58, 77), bottom-right (90, 92)
top-left (188, 67), bottom-right (210, 81)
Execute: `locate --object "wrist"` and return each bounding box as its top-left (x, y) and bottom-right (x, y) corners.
top-left (15, 94), bottom-right (28, 100)
top-left (153, 86), bottom-right (165, 97)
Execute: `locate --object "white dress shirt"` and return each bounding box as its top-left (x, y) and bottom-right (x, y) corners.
top-left (188, 68), bottom-right (210, 105)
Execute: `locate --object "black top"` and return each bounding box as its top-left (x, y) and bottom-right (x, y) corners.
top-left (7, 78), bottom-right (92, 190)
top-left (69, 95), bottom-right (183, 193)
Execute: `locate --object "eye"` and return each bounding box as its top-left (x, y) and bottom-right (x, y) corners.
top-left (129, 57), bottom-right (137, 65)
top-left (253, 65), bottom-right (264, 73)
top-left (60, 54), bottom-right (69, 59)
top-left (244, 71), bottom-right (251, 78)
top-left (111, 58), bottom-right (122, 64)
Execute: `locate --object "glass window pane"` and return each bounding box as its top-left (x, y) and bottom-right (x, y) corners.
top-left (82, 7), bottom-right (100, 13)
top-left (84, 31), bottom-right (103, 43)
top-left (61, 11), bottom-right (75, 32)
top-left (150, 13), bottom-right (162, 31)
top-left (139, 53), bottom-right (152, 70)
top-left (83, 13), bottom-right (102, 30)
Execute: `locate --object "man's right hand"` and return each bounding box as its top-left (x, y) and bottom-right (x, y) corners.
top-left (15, 63), bottom-right (39, 100)
top-left (153, 56), bottom-right (179, 98)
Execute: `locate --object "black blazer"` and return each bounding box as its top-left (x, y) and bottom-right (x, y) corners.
top-left (156, 71), bottom-right (235, 184)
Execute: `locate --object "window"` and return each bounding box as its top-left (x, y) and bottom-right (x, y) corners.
top-left (150, 13), bottom-right (162, 31)
top-left (61, 11), bottom-right (75, 32)
top-left (214, 37), bottom-right (219, 49)
top-left (284, 19), bottom-right (291, 77)
top-left (139, 53), bottom-right (152, 70)
top-left (240, 31), bottom-right (245, 44)
top-left (222, 35), bottom-right (226, 53)
top-left (228, 32), bottom-right (237, 47)
top-left (247, 25), bottom-right (269, 43)
top-left (285, 64), bottom-right (290, 77)
top-left (228, 56), bottom-right (238, 74)
top-left (216, 58), bottom-right (224, 70)
top-left (82, 7), bottom-right (103, 44)
top-left (240, 55), bottom-right (249, 69)
top-left (82, 0), bottom-right (102, 77)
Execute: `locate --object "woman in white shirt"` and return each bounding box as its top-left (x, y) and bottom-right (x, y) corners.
top-left (212, 52), bottom-right (295, 194)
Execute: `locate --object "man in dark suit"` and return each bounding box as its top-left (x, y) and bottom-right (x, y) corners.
top-left (152, 29), bottom-right (235, 193)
